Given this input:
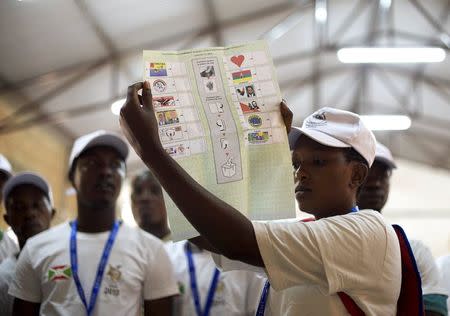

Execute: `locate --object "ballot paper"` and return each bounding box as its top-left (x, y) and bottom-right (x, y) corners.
top-left (143, 41), bottom-right (295, 240)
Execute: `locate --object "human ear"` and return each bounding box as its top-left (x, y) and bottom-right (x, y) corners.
top-left (350, 162), bottom-right (368, 190)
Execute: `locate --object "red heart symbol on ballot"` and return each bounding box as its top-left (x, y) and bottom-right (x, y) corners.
top-left (231, 55), bottom-right (245, 67)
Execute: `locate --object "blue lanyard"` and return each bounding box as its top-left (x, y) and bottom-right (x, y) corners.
top-left (70, 220), bottom-right (121, 316)
top-left (255, 206), bottom-right (359, 316)
top-left (185, 243), bottom-right (221, 316)
top-left (255, 280), bottom-right (270, 316)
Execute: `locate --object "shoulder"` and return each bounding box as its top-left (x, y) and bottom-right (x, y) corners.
top-left (118, 224), bottom-right (166, 254)
top-left (27, 222), bottom-right (70, 245)
top-left (23, 222), bottom-right (70, 256)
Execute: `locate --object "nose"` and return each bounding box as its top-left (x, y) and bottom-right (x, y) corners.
top-left (294, 166), bottom-right (309, 182)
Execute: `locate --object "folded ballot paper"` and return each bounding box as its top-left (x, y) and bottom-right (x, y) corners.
top-left (143, 40), bottom-right (295, 240)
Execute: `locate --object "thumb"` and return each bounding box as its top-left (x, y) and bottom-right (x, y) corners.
top-left (142, 80), bottom-right (154, 111)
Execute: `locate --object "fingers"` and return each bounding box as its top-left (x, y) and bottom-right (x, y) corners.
top-left (280, 99), bottom-right (293, 134)
top-left (141, 80), bottom-right (153, 111)
top-left (126, 82), bottom-right (144, 106)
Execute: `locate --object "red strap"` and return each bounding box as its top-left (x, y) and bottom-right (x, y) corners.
top-left (337, 292), bottom-right (365, 316)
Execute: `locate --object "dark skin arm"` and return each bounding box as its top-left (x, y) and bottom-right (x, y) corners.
top-left (188, 236), bottom-right (219, 253)
top-left (121, 82), bottom-right (293, 266)
top-left (12, 298), bottom-right (40, 316)
top-left (144, 296), bottom-right (175, 316)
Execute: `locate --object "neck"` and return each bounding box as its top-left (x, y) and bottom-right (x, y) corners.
top-left (76, 199), bottom-right (116, 233)
top-left (315, 199), bottom-right (357, 220)
top-left (143, 223), bottom-right (171, 240)
top-left (18, 239), bottom-right (26, 251)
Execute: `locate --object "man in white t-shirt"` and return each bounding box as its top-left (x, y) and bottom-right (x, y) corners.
top-left (131, 169), bottom-right (265, 315)
top-left (358, 142), bottom-right (448, 316)
top-left (0, 154), bottom-right (19, 264)
top-left (436, 255), bottom-right (450, 312)
top-left (0, 172), bottom-right (55, 315)
top-left (118, 81), bottom-right (405, 315)
top-left (9, 130), bottom-right (179, 316)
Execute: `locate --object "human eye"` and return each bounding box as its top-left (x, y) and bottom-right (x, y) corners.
top-left (312, 157), bottom-right (326, 166)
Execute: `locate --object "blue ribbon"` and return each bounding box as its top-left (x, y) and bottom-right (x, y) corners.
top-left (70, 220), bottom-right (121, 316)
top-left (185, 243), bottom-right (221, 316)
top-left (255, 280), bottom-right (270, 316)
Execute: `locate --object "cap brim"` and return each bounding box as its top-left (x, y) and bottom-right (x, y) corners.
top-left (288, 126), bottom-right (351, 150)
top-left (0, 169), bottom-right (12, 178)
top-left (84, 134), bottom-right (129, 160)
top-left (2, 172), bottom-right (52, 205)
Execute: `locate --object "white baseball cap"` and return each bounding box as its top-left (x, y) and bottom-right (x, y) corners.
top-left (288, 107), bottom-right (376, 166)
top-left (375, 142), bottom-right (397, 169)
top-left (2, 172), bottom-right (54, 207)
top-left (68, 130), bottom-right (129, 178)
top-left (0, 154), bottom-right (12, 177)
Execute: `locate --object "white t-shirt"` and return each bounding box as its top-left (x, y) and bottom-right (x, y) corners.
top-left (0, 255), bottom-right (17, 316)
top-left (9, 222), bottom-right (179, 316)
top-left (0, 231), bottom-right (19, 264)
top-left (165, 240), bottom-right (265, 316)
top-left (410, 240), bottom-right (447, 296)
top-left (216, 210), bottom-right (401, 316)
top-left (436, 255), bottom-right (450, 311)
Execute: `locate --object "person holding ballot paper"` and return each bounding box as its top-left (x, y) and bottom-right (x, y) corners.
top-left (120, 81), bottom-right (420, 315)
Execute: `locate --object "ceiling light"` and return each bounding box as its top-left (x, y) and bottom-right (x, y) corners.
top-left (315, 0), bottom-right (327, 23)
top-left (380, 0), bottom-right (392, 9)
top-left (111, 98), bottom-right (126, 116)
top-left (337, 47), bottom-right (446, 63)
top-left (360, 115), bottom-right (412, 131)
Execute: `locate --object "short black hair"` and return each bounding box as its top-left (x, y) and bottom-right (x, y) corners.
top-left (132, 170), bottom-right (160, 190)
top-left (342, 147), bottom-right (369, 195)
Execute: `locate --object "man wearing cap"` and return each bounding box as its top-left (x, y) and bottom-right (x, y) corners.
top-left (0, 172), bottom-right (55, 315)
top-left (131, 169), bottom-right (265, 316)
top-left (358, 143), bottom-right (448, 316)
top-left (0, 154), bottom-right (19, 264)
top-left (8, 130), bottom-right (179, 316)
top-left (118, 81), bottom-right (403, 315)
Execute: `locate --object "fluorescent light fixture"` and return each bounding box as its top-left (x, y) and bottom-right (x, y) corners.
top-left (315, 0), bottom-right (327, 23)
top-left (111, 98), bottom-right (126, 116)
top-left (360, 115), bottom-right (411, 131)
top-left (337, 47), bottom-right (446, 63)
top-left (380, 0), bottom-right (392, 9)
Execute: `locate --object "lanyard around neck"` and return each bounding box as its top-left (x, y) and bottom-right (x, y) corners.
top-left (70, 220), bottom-right (121, 316)
top-left (185, 243), bottom-right (221, 316)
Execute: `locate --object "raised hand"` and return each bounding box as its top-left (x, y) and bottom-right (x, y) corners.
top-left (119, 81), bottom-right (164, 163)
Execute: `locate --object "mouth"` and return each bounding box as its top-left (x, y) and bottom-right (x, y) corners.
top-left (95, 181), bottom-right (116, 194)
top-left (295, 186), bottom-right (312, 196)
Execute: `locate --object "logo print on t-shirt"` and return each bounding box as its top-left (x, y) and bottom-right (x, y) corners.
top-left (104, 264), bottom-right (121, 297)
top-left (48, 265), bottom-right (72, 281)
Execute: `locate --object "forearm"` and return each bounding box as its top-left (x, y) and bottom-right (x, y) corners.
top-left (145, 148), bottom-right (263, 266)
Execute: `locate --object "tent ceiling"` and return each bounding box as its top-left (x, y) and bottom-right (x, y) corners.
top-left (0, 0), bottom-right (449, 171)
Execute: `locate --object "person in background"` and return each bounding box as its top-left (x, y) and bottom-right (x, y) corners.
top-left (358, 142), bottom-right (448, 316)
top-left (9, 130), bottom-right (179, 316)
top-left (131, 169), bottom-right (265, 316)
top-left (119, 81), bottom-right (408, 315)
top-left (436, 255), bottom-right (450, 313)
top-left (0, 154), bottom-right (19, 263)
top-left (0, 172), bottom-right (55, 315)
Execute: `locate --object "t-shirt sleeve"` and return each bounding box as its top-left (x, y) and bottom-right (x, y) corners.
top-left (143, 243), bottom-right (179, 300)
top-left (8, 243), bottom-right (42, 303)
top-left (411, 240), bottom-right (448, 296)
top-left (211, 253), bottom-right (266, 275)
top-left (252, 213), bottom-right (392, 293)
